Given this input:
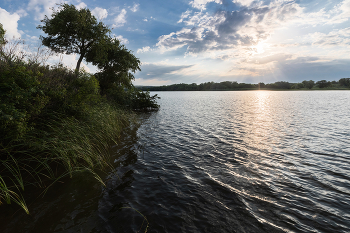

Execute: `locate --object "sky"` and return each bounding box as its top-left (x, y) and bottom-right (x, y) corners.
top-left (1, 0), bottom-right (350, 85)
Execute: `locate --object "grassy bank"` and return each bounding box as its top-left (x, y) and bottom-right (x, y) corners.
top-left (0, 31), bottom-right (157, 213)
top-left (1, 104), bottom-right (134, 214)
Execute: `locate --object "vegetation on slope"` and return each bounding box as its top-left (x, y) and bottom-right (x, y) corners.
top-left (0, 4), bottom-right (158, 214)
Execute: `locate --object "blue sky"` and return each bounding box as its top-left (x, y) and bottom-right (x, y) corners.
top-left (1, 0), bottom-right (350, 85)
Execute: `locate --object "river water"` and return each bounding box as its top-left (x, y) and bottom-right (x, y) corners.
top-left (1, 91), bottom-right (350, 232)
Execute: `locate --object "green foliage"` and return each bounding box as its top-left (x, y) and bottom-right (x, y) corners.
top-left (37, 4), bottom-right (110, 72)
top-left (1, 4), bottom-right (159, 214)
top-left (339, 78), bottom-right (350, 87)
top-left (0, 23), bottom-right (6, 47)
top-left (302, 80), bottom-right (315, 89)
top-left (65, 71), bottom-right (101, 114)
top-left (86, 37), bottom-right (141, 90)
top-left (0, 104), bottom-right (133, 213)
top-left (316, 80), bottom-right (331, 88)
top-left (0, 61), bottom-right (49, 143)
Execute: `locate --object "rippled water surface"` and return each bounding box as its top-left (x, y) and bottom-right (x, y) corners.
top-left (2, 91), bottom-right (350, 233)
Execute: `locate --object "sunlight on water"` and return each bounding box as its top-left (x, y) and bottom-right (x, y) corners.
top-left (1, 91), bottom-right (349, 233)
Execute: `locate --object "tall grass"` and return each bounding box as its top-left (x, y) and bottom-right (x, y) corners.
top-left (0, 104), bottom-right (135, 213)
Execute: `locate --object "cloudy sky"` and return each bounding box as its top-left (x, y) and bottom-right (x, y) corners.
top-left (1, 0), bottom-right (350, 85)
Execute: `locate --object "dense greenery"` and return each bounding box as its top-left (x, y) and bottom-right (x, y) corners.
top-left (0, 6), bottom-right (158, 214)
top-left (138, 79), bottom-right (350, 91)
top-left (37, 4), bottom-right (110, 73)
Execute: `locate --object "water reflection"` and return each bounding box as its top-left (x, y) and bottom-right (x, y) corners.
top-left (1, 91), bottom-right (350, 233)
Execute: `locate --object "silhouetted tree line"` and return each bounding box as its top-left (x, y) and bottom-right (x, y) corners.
top-left (139, 78), bottom-right (350, 91)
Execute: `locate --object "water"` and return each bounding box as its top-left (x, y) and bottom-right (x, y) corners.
top-left (1, 91), bottom-right (350, 232)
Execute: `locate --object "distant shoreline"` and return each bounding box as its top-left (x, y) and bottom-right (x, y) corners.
top-left (136, 79), bottom-right (350, 92)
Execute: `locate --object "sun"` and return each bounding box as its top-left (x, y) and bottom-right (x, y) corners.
top-left (252, 42), bottom-right (265, 54)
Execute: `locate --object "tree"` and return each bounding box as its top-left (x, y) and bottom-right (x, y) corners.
top-left (0, 23), bottom-right (6, 46)
top-left (37, 4), bottom-right (110, 73)
top-left (302, 80), bottom-right (315, 89)
top-left (316, 80), bottom-right (331, 88)
top-left (339, 78), bottom-right (350, 87)
top-left (85, 37), bottom-right (141, 91)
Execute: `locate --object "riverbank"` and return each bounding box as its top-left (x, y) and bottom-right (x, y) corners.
top-left (137, 80), bottom-right (350, 91)
top-left (0, 38), bottom-right (157, 214)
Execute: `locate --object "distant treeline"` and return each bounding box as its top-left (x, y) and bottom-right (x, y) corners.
top-left (138, 79), bottom-right (350, 91)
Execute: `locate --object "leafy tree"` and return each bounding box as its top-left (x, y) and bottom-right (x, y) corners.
top-left (85, 37), bottom-right (141, 91)
top-left (302, 80), bottom-right (315, 89)
top-left (316, 80), bottom-right (331, 88)
top-left (0, 23), bottom-right (6, 47)
top-left (37, 4), bottom-right (110, 73)
top-left (274, 81), bottom-right (292, 89)
top-left (339, 78), bottom-right (350, 87)
top-left (258, 82), bottom-right (265, 88)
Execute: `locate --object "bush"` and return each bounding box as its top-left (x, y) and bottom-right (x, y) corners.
top-left (0, 62), bottom-right (49, 143)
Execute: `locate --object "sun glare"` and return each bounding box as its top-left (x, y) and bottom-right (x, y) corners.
top-left (252, 42), bottom-right (265, 54)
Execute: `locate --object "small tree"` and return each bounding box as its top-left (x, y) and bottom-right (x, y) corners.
top-left (37, 4), bottom-right (110, 73)
top-left (302, 80), bottom-right (315, 89)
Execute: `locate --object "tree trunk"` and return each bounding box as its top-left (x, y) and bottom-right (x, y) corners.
top-left (75, 53), bottom-right (85, 75)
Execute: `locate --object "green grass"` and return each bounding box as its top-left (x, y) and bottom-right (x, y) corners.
top-left (0, 103), bottom-right (135, 213)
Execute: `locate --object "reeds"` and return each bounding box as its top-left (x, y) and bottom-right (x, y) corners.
top-left (0, 104), bottom-right (135, 213)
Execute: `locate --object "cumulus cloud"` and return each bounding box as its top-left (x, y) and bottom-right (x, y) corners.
top-left (27, 0), bottom-right (64, 20)
top-left (232, 0), bottom-right (255, 7)
top-left (190, 0), bottom-right (222, 10)
top-left (91, 7), bottom-right (108, 20)
top-left (113, 9), bottom-right (127, 27)
top-left (137, 46), bottom-right (151, 53)
top-left (75, 2), bottom-right (87, 10)
top-left (130, 3), bottom-right (139, 12)
top-left (157, 1), bottom-right (302, 55)
top-left (178, 10), bottom-right (192, 23)
top-left (0, 8), bottom-right (22, 39)
top-left (114, 35), bottom-right (129, 44)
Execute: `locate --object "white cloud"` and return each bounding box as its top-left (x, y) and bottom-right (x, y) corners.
top-left (75, 2), bottom-right (87, 10)
top-left (143, 16), bottom-right (155, 22)
top-left (91, 7), bottom-right (108, 20)
top-left (55, 53), bottom-right (91, 73)
top-left (308, 27), bottom-right (350, 48)
top-left (130, 3), bottom-right (139, 12)
top-left (114, 35), bottom-right (129, 44)
top-left (190, 0), bottom-right (221, 10)
top-left (113, 9), bottom-right (127, 28)
top-left (327, 0), bottom-right (350, 24)
top-left (0, 8), bottom-right (22, 39)
top-left (15, 9), bottom-right (28, 17)
top-left (157, 1), bottom-right (302, 56)
top-left (292, 0), bottom-right (350, 26)
top-left (233, 0), bottom-right (255, 7)
top-left (178, 10), bottom-right (192, 23)
top-left (137, 46), bottom-right (151, 53)
top-left (27, 0), bottom-right (64, 21)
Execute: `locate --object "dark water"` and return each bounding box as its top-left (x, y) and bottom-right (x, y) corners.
top-left (1, 91), bottom-right (350, 233)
